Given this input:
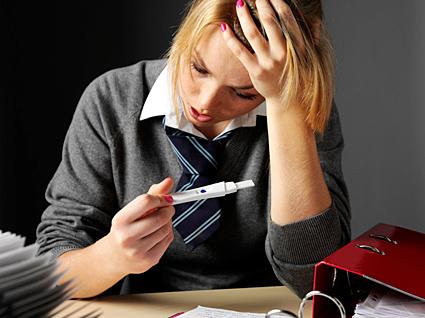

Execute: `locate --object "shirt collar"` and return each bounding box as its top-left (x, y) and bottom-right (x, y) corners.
top-left (140, 63), bottom-right (266, 140)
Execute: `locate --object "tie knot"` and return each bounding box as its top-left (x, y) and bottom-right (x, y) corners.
top-left (166, 131), bottom-right (222, 175)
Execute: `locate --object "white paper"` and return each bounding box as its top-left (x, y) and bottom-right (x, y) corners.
top-left (0, 261), bottom-right (57, 292)
top-left (178, 306), bottom-right (266, 318)
top-left (0, 253), bottom-right (50, 278)
top-left (353, 288), bottom-right (425, 318)
top-left (0, 233), bottom-right (25, 253)
top-left (12, 281), bottom-right (73, 317)
top-left (0, 230), bottom-right (73, 317)
top-left (0, 243), bottom-right (37, 267)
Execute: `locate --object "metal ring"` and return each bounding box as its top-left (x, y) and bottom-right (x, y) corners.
top-left (331, 268), bottom-right (338, 288)
top-left (369, 234), bottom-right (398, 244)
top-left (355, 244), bottom-right (386, 255)
top-left (298, 290), bottom-right (346, 318)
top-left (265, 309), bottom-right (298, 317)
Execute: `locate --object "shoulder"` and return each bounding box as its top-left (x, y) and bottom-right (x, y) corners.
top-left (86, 59), bottom-right (167, 105)
top-left (98, 59), bottom-right (166, 91)
top-left (74, 59), bottom-right (167, 140)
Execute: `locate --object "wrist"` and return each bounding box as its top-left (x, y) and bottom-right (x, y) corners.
top-left (92, 233), bottom-right (128, 281)
top-left (266, 100), bottom-right (312, 136)
top-left (266, 97), bottom-right (307, 118)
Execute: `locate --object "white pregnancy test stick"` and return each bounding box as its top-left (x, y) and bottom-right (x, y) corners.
top-left (170, 180), bottom-right (255, 205)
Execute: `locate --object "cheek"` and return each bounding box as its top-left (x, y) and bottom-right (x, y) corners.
top-left (180, 69), bottom-right (198, 100)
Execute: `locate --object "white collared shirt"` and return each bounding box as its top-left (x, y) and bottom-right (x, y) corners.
top-left (139, 64), bottom-right (266, 140)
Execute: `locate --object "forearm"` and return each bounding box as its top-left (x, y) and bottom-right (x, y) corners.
top-left (266, 99), bottom-right (332, 225)
top-left (57, 234), bottom-right (125, 299)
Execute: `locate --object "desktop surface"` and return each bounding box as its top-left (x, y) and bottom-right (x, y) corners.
top-left (58, 286), bottom-right (312, 317)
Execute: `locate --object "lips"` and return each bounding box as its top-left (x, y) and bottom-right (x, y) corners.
top-left (189, 106), bottom-right (213, 122)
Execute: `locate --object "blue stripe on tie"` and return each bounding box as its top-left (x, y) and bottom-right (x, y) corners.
top-left (169, 142), bottom-right (198, 175)
top-left (178, 174), bottom-right (199, 192)
top-left (172, 199), bottom-right (207, 227)
top-left (177, 174), bottom-right (196, 191)
top-left (184, 209), bottom-right (221, 244)
top-left (187, 137), bottom-right (218, 168)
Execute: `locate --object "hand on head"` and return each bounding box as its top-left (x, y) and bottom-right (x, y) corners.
top-left (221, 0), bottom-right (307, 101)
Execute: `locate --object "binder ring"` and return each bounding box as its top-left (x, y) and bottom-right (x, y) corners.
top-left (265, 309), bottom-right (298, 317)
top-left (369, 234), bottom-right (398, 244)
top-left (298, 291), bottom-right (346, 318)
top-left (265, 290), bottom-right (346, 318)
top-left (355, 244), bottom-right (386, 255)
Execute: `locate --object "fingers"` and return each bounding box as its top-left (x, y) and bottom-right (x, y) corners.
top-left (126, 221), bottom-right (174, 272)
top-left (255, 0), bottom-right (286, 56)
top-left (221, 23), bottom-right (258, 72)
top-left (115, 193), bottom-right (174, 224)
top-left (225, 0), bottom-right (305, 62)
top-left (235, 0), bottom-right (268, 57)
top-left (148, 177), bottom-right (174, 195)
top-left (143, 230), bottom-right (174, 266)
top-left (127, 206), bottom-right (175, 240)
top-left (137, 221), bottom-right (174, 253)
top-left (268, 0), bottom-right (305, 52)
top-left (114, 218), bottom-right (174, 274)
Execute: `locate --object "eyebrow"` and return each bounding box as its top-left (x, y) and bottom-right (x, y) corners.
top-left (193, 52), bottom-right (255, 91)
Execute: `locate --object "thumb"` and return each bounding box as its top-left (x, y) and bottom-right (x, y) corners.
top-left (148, 177), bottom-right (174, 195)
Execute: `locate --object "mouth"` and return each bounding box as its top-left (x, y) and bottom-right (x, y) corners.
top-left (189, 106), bottom-right (213, 122)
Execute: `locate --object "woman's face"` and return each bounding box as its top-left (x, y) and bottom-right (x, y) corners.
top-left (179, 25), bottom-right (264, 139)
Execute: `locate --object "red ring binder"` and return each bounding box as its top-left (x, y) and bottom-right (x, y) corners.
top-left (312, 223), bottom-right (425, 318)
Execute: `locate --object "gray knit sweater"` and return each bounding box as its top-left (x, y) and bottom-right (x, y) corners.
top-left (36, 59), bottom-right (350, 298)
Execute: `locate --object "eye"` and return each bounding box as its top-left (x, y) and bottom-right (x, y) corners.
top-left (191, 62), bottom-right (208, 75)
top-left (234, 90), bottom-right (257, 101)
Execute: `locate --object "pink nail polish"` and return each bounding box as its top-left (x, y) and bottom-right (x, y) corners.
top-left (164, 195), bottom-right (173, 203)
top-left (236, 0), bottom-right (244, 8)
top-left (220, 23), bottom-right (227, 32)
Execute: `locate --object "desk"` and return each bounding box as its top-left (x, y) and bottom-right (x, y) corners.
top-left (58, 286), bottom-right (312, 317)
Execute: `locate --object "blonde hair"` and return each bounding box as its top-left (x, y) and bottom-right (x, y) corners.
top-left (166, 0), bottom-right (335, 134)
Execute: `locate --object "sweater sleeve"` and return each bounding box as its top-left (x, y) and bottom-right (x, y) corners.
top-left (265, 102), bottom-right (351, 298)
top-left (36, 75), bottom-right (119, 259)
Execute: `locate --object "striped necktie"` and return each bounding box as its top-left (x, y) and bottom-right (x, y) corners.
top-left (165, 125), bottom-right (232, 249)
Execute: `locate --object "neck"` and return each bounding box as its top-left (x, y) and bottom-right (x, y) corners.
top-left (194, 121), bottom-right (230, 139)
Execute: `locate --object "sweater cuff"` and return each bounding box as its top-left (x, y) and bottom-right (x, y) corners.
top-left (267, 201), bottom-right (342, 265)
top-left (45, 245), bottom-right (82, 259)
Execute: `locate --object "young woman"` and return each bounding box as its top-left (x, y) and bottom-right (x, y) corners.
top-left (37, 0), bottom-right (350, 299)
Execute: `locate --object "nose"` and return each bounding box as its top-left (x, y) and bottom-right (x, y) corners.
top-left (197, 82), bottom-right (221, 111)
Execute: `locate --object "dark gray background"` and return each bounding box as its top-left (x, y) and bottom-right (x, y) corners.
top-left (1, 0), bottom-right (424, 242)
top-left (324, 0), bottom-right (425, 236)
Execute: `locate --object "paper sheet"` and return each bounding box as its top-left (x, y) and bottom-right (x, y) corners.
top-left (353, 288), bottom-right (425, 317)
top-left (177, 306), bottom-right (266, 317)
top-left (0, 230), bottom-right (74, 317)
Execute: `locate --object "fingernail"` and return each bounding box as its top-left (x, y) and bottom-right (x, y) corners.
top-left (236, 0), bottom-right (244, 8)
top-left (164, 195), bottom-right (174, 203)
top-left (220, 23), bottom-right (227, 32)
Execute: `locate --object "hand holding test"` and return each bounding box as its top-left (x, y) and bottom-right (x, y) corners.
top-left (170, 180), bottom-right (255, 205)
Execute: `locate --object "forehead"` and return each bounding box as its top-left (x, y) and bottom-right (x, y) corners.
top-left (194, 25), bottom-right (251, 85)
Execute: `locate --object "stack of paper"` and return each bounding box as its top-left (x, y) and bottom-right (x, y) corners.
top-left (0, 230), bottom-right (100, 318)
top-left (353, 288), bottom-right (425, 317)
